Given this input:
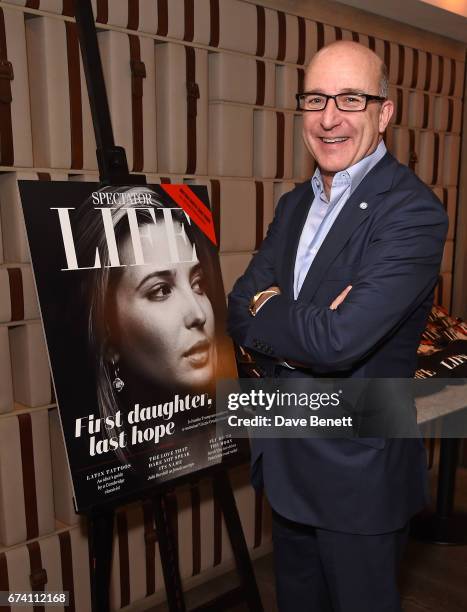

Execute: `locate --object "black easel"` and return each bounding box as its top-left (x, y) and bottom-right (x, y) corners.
top-left (73, 2), bottom-right (263, 610)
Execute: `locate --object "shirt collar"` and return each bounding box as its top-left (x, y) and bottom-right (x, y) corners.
top-left (311, 140), bottom-right (387, 202)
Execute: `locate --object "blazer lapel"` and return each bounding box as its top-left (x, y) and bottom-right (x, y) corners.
top-left (281, 183), bottom-right (314, 297)
top-left (297, 153), bottom-right (398, 302)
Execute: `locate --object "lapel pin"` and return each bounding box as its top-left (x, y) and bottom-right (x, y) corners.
top-left (359, 202), bottom-right (368, 210)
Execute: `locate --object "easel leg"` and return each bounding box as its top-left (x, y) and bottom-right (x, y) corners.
top-left (213, 471), bottom-right (264, 612)
top-left (153, 492), bottom-right (187, 612)
top-left (88, 509), bottom-right (115, 612)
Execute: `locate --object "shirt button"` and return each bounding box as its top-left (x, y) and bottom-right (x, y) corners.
top-left (359, 202), bottom-right (368, 210)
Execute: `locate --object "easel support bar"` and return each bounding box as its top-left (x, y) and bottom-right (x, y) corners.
top-left (73, 0), bottom-right (145, 185)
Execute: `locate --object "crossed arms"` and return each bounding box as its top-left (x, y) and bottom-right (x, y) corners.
top-left (227, 190), bottom-right (448, 372)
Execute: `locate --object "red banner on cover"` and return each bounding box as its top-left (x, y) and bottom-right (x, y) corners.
top-left (160, 184), bottom-right (218, 246)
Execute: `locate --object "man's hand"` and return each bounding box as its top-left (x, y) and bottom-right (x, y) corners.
top-left (329, 285), bottom-right (352, 310)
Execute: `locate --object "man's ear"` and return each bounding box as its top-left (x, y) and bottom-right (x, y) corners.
top-left (379, 99), bottom-right (394, 133)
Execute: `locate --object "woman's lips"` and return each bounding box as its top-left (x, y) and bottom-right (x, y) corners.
top-left (183, 340), bottom-right (211, 367)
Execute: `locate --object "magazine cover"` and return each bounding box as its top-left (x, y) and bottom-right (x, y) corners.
top-left (19, 181), bottom-right (243, 511)
top-left (416, 304), bottom-right (467, 378)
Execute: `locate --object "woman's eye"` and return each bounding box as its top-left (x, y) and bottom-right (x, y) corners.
top-left (191, 275), bottom-right (207, 295)
top-left (146, 283), bottom-right (172, 301)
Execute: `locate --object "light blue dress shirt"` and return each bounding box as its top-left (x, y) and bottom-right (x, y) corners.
top-left (293, 140), bottom-right (387, 299)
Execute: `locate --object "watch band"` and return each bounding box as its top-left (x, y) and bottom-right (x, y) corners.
top-left (249, 287), bottom-right (280, 316)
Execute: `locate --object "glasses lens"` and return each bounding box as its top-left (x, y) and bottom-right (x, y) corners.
top-left (299, 94), bottom-right (326, 111)
top-left (336, 94), bottom-right (366, 111)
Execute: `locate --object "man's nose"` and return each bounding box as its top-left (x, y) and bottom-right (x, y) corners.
top-left (183, 290), bottom-right (207, 328)
top-left (320, 97), bottom-right (342, 130)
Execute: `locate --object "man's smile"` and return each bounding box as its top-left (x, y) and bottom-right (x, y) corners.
top-left (318, 137), bottom-right (350, 144)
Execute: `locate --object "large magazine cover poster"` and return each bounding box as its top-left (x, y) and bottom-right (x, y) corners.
top-left (19, 181), bottom-right (243, 511)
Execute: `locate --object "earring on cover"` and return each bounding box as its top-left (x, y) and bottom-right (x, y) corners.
top-left (112, 358), bottom-right (125, 392)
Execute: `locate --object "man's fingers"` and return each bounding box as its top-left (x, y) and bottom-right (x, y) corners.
top-left (329, 285), bottom-right (352, 310)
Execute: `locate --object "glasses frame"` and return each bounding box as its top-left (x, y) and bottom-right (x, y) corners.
top-left (295, 92), bottom-right (387, 112)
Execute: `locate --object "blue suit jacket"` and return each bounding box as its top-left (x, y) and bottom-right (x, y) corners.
top-left (227, 152), bottom-right (448, 535)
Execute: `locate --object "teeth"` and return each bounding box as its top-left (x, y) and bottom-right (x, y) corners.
top-left (322, 137), bottom-right (348, 143)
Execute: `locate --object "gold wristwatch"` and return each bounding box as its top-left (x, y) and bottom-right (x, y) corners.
top-left (249, 287), bottom-right (281, 316)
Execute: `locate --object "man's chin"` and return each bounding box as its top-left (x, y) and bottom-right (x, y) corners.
top-left (316, 161), bottom-right (350, 175)
top-left (308, 151), bottom-right (351, 175)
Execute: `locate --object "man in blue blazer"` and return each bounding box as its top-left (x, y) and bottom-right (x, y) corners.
top-left (227, 41), bottom-right (448, 611)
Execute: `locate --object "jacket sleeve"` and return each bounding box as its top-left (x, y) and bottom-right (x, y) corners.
top-left (242, 194), bottom-right (448, 371)
top-left (227, 191), bottom-right (289, 346)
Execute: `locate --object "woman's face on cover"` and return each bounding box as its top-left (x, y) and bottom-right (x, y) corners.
top-left (113, 219), bottom-right (216, 391)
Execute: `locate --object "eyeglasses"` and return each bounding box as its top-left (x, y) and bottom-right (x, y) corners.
top-left (296, 92), bottom-right (386, 112)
